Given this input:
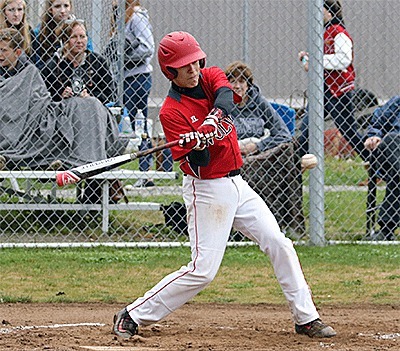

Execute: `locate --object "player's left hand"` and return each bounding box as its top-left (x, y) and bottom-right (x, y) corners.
top-left (178, 131), bottom-right (206, 150)
top-left (197, 108), bottom-right (223, 145)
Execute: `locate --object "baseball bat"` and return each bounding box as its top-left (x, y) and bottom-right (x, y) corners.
top-left (56, 139), bottom-right (179, 187)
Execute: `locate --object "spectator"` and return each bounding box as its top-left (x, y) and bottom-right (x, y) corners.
top-left (0, 28), bottom-right (126, 199)
top-left (0, 27), bottom-right (26, 76)
top-left (225, 60), bottom-right (305, 238)
top-left (297, 0), bottom-right (369, 162)
top-left (364, 96), bottom-right (399, 241)
top-left (32, 0), bottom-right (93, 69)
top-left (0, 27), bottom-right (27, 171)
top-left (112, 31), bottom-right (336, 340)
top-left (41, 19), bottom-right (114, 104)
top-left (41, 19), bottom-right (116, 204)
top-left (0, 0), bottom-right (34, 57)
top-left (105, 0), bottom-right (155, 187)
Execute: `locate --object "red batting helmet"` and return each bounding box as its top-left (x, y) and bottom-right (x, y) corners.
top-left (158, 31), bottom-right (207, 80)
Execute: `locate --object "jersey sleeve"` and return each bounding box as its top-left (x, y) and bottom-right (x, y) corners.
top-left (201, 67), bottom-right (242, 105)
top-left (159, 101), bottom-right (194, 161)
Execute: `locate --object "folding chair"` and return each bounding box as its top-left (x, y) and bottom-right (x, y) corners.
top-left (270, 102), bottom-right (296, 136)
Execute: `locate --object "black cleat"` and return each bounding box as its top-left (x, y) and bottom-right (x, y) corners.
top-left (113, 308), bottom-right (138, 338)
top-left (295, 318), bottom-right (336, 338)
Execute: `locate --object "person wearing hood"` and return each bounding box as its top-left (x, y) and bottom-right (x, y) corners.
top-left (364, 97), bottom-right (400, 241)
top-left (225, 60), bottom-right (305, 238)
top-left (298, 0), bottom-right (369, 162)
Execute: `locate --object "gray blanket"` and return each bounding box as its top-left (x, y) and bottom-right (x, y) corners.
top-left (0, 63), bottom-right (126, 169)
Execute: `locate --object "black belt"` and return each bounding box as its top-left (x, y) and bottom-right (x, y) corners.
top-left (183, 169), bottom-right (241, 178)
top-left (224, 169), bottom-right (241, 177)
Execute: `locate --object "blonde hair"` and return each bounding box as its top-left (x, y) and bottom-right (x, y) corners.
top-left (0, 0), bottom-right (31, 53)
top-left (55, 19), bottom-right (86, 55)
top-left (39, 0), bottom-right (73, 62)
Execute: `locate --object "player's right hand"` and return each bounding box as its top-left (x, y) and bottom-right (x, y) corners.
top-left (178, 132), bottom-right (206, 150)
top-left (197, 108), bottom-right (223, 146)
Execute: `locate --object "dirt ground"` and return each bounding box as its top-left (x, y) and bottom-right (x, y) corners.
top-left (0, 303), bottom-right (399, 351)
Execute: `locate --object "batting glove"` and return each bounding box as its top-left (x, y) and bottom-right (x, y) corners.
top-left (197, 108), bottom-right (223, 146)
top-left (178, 131), bottom-right (206, 150)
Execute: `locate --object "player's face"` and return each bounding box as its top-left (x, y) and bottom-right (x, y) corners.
top-left (229, 76), bottom-right (248, 98)
top-left (4, 0), bottom-right (24, 26)
top-left (66, 24), bottom-right (87, 56)
top-left (49, 0), bottom-right (71, 22)
top-left (173, 61), bottom-right (200, 88)
top-left (0, 40), bottom-right (21, 68)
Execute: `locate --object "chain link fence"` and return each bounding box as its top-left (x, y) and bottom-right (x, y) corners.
top-left (0, 0), bottom-right (398, 245)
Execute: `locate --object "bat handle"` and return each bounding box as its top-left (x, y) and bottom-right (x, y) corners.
top-left (56, 171), bottom-right (81, 187)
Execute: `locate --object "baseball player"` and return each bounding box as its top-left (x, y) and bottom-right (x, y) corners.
top-left (113, 31), bottom-right (336, 339)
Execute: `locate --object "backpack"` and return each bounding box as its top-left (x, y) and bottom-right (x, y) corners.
top-left (161, 202), bottom-right (188, 236)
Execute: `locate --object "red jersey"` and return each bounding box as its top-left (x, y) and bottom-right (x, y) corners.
top-left (324, 23), bottom-right (355, 97)
top-left (159, 66), bottom-right (243, 179)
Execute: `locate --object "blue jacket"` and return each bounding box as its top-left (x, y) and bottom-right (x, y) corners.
top-left (367, 96), bottom-right (400, 138)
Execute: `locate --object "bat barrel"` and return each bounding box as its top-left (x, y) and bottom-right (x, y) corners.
top-left (55, 139), bottom-right (179, 187)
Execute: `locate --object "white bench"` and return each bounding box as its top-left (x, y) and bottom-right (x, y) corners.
top-left (0, 169), bottom-right (178, 233)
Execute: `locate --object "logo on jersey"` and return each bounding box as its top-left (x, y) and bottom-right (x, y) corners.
top-left (190, 115), bottom-right (198, 123)
top-left (215, 115), bottom-right (234, 140)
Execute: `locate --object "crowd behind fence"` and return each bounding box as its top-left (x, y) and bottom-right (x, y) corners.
top-left (0, 0), bottom-right (398, 245)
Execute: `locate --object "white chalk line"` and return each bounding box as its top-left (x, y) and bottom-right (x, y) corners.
top-left (358, 332), bottom-right (400, 340)
top-left (0, 322), bottom-right (105, 334)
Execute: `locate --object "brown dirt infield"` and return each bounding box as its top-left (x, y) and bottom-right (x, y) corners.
top-left (0, 303), bottom-right (399, 350)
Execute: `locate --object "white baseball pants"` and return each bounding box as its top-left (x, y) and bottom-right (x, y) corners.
top-left (128, 175), bottom-right (319, 326)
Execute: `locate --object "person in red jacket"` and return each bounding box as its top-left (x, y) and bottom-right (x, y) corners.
top-left (298, 0), bottom-right (369, 162)
top-left (112, 31), bottom-right (336, 339)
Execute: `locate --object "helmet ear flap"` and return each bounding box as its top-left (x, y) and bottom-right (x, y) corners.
top-left (167, 67), bottom-right (178, 79)
top-left (166, 61), bottom-right (203, 80)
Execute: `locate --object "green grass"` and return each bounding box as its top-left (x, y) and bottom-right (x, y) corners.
top-left (0, 245), bottom-right (399, 305)
top-left (324, 155), bottom-right (367, 185)
top-left (302, 189), bottom-right (386, 238)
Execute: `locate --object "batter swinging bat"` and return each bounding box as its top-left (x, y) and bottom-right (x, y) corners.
top-left (56, 139), bottom-right (179, 187)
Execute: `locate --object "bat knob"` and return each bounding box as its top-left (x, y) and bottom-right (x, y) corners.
top-left (56, 171), bottom-right (81, 187)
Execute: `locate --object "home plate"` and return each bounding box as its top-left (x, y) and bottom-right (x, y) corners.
top-left (80, 347), bottom-right (166, 351)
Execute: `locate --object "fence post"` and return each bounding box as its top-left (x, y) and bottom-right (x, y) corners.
top-left (242, 0), bottom-right (249, 63)
top-left (91, 2), bottom-right (102, 52)
top-left (116, 0), bottom-right (126, 107)
top-left (307, 0), bottom-right (325, 246)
